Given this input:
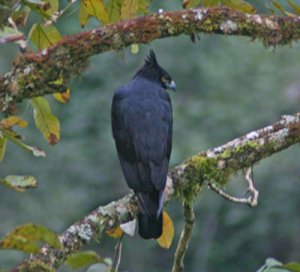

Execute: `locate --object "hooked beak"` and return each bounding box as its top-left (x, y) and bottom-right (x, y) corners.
top-left (166, 80), bottom-right (176, 92)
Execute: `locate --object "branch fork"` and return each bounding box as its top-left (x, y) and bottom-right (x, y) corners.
top-left (207, 167), bottom-right (259, 207)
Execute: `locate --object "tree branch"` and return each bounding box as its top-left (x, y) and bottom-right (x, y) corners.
top-left (12, 112), bottom-right (300, 271)
top-left (172, 203), bottom-right (195, 272)
top-left (207, 167), bottom-right (259, 207)
top-left (0, 1), bottom-right (20, 27)
top-left (2, 6), bottom-right (300, 112)
top-left (12, 193), bottom-right (138, 271)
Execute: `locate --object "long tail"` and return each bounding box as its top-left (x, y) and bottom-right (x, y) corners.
top-left (138, 212), bottom-right (163, 239)
top-left (137, 191), bottom-right (164, 239)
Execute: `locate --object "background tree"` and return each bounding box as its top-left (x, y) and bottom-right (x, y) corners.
top-left (1, 0), bottom-right (300, 271)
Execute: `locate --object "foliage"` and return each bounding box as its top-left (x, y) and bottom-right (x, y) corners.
top-left (1, 0), bottom-right (300, 271)
top-left (183, 0), bottom-right (256, 13)
top-left (0, 175), bottom-right (37, 192)
top-left (31, 97), bottom-right (60, 145)
top-left (0, 224), bottom-right (61, 253)
top-left (0, 0), bottom-right (157, 187)
top-left (65, 251), bottom-right (111, 270)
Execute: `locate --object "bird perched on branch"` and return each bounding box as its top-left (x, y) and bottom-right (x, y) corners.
top-left (111, 50), bottom-right (175, 239)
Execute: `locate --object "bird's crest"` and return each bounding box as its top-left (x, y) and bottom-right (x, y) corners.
top-left (145, 50), bottom-right (158, 66)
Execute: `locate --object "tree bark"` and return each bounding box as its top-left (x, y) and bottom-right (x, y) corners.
top-left (12, 112), bottom-right (300, 271)
top-left (1, 6), bottom-right (300, 112)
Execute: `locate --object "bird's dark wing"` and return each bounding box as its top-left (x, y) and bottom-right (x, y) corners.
top-left (111, 82), bottom-right (172, 193)
top-left (112, 85), bottom-right (140, 191)
top-left (133, 96), bottom-right (172, 192)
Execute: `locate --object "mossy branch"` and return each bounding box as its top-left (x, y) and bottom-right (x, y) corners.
top-left (12, 193), bottom-right (138, 271)
top-left (12, 112), bottom-right (300, 271)
top-left (2, 6), bottom-right (300, 112)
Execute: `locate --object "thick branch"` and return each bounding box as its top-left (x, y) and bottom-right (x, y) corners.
top-left (1, 6), bottom-right (300, 112)
top-left (12, 112), bottom-right (300, 271)
top-left (12, 194), bottom-right (138, 271)
top-left (170, 113), bottom-right (300, 202)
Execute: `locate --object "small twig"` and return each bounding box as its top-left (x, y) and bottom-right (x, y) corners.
top-left (207, 167), bottom-right (259, 207)
top-left (243, 167), bottom-right (259, 206)
top-left (112, 234), bottom-right (124, 272)
top-left (0, 33), bottom-right (25, 44)
top-left (8, 17), bottom-right (18, 30)
top-left (3, 17), bottom-right (27, 50)
top-left (208, 182), bottom-right (252, 205)
top-left (172, 203), bottom-right (195, 272)
top-left (45, 0), bottom-right (78, 26)
top-left (0, 17), bottom-right (26, 45)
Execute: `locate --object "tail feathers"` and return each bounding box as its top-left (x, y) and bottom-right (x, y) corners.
top-left (137, 191), bottom-right (164, 218)
top-left (138, 212), bottom-right (163, 239)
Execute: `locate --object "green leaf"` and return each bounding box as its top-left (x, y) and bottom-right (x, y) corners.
top-left (288, 0), bottom-right (300, 14)
top-left (201, 0), bottom-right (255, 13)
top-left (120, 0), bottom-right (150, 20)
top-left (44, 0), bottom-right (59, 17)
top-left (183, 0), bottom-right (201, 8)
top-left (131, 43), bottom-right (139, 54)
top-left (65, 251), bottom-right (109, 269)
top-left (279, 263), bottom-right (300, 272)
top-left (137, 0), bottom-right (151, 15)
top-left (28, 23), bottom-right (61, 50)
top-left (0, 224), bottom-right (62, 253)
top-left (0, 128), bottom-right (46, 157)
top-left (0, 136), bottom-right (7, 162)
top-left (79, 2), bottom-right (90, 27)
top-left (1, 175), bottom-right (37, 192)
top-left (223, 0), bottom-right (256, 14)
top-left (106, 0), bottom-right (122, 23)
top-left (31, 97), bottom-right (60, 145)
top-left (269, 0), bottom-right (290, 16)
top-left (24, 0), bottom-right (59, 19)
top-left (81, 0), bottom-right (109, 24)
top-left (12, 6), bottom-right (31, 27)
top-left (201, 0), bottom-right (222, 7)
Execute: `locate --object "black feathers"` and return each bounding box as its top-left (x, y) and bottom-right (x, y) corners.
top-left (111, 50), bottom-right (175, 239)
top-left (134, 50), bottom-right (176, 92)
top-left (145, 49), bottom-right (158, 66)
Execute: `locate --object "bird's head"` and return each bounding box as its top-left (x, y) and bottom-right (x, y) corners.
top-left (134, 50), bottom-right (176, 91)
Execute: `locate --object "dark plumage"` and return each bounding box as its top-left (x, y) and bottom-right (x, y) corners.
top-left (111, 50), bottom-right (175, 239)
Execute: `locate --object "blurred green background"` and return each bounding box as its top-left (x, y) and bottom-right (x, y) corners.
top-left (1, 1), bottom-right (300, 271)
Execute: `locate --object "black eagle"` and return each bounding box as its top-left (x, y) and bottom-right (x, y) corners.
top-left (111, 50), bottom-right (175, 239)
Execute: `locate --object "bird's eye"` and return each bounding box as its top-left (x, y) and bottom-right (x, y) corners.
top-left (161, 76), bottom-right (170, 84)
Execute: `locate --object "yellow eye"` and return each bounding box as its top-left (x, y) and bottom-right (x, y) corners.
top-left (161, 76), bottom-right (169, 84)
